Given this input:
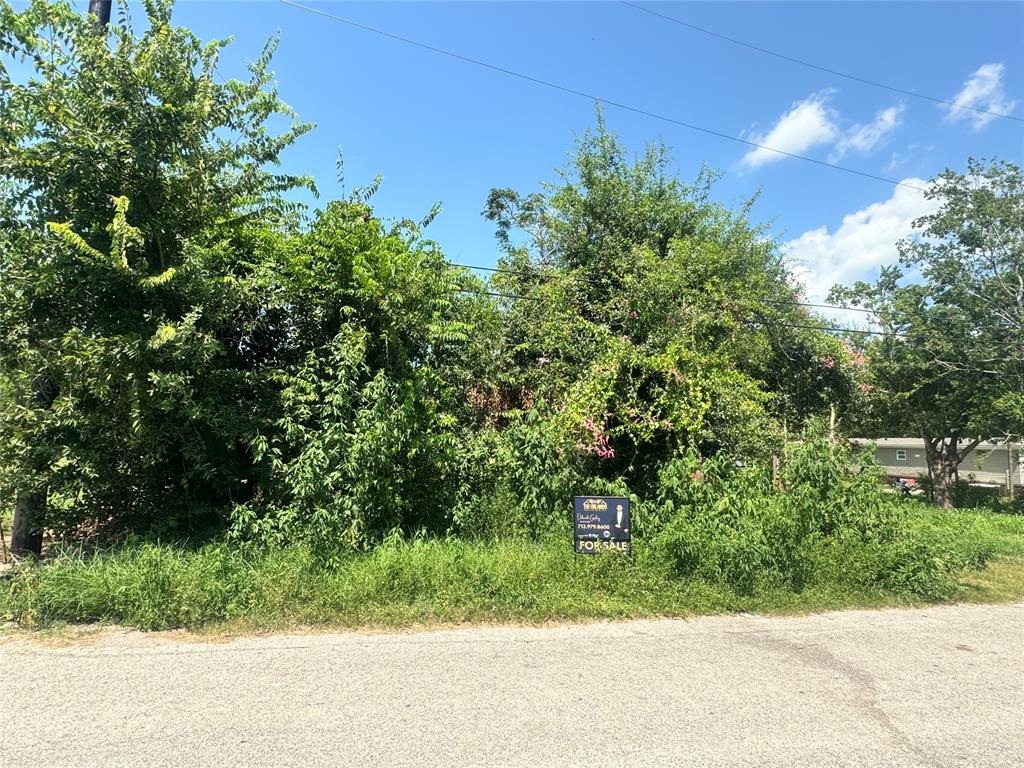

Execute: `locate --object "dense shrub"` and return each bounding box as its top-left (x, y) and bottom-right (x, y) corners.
top-left (0, 0), bottom-right (316, 538)
top-left (451, 410), bottom-right (576, 540)
top-left (915, 475), bottom-right (1017, 513)
top-left (647, 430), bottom-right (993, 599)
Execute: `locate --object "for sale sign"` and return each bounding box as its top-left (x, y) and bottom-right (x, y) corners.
top-left (573, 496), bottom-right (631, 555)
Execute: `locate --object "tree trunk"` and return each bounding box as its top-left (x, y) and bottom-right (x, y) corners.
top-left (10, 375), bottom-right (59, 557)
top-left (923, 434), bottom-right (982, 510)
top-left (931, 454), bottom-right (960, 510)
top-left (10, 490), bottom-right (45, 557)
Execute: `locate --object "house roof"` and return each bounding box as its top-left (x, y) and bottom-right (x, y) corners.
top-left (849, 438), bottom-right (1022, 451)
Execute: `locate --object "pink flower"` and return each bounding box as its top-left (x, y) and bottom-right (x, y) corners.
top-left (822, 355), bottom-right (835, 369)
top-left (578, 415), bottom-right (615, 460)
top-left (691, 470), bottom-right (705, 482)
top-left (852, 351), bottom-right (865, 368)
top-left (858, 382), bottom-right (874, 393)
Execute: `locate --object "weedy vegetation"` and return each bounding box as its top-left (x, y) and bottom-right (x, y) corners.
top-left (4, 435), bottom-right (1019, 631)
top-left (1, 0), bottom-right (1021, 633)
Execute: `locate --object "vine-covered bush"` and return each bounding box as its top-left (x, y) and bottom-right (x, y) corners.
top-left (647, 429), bottom-right (993, 599)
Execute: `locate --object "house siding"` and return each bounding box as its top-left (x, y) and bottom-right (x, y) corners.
top-left (854, 439), bottom-right (1023, 489)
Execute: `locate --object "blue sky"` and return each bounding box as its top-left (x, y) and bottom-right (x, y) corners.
top-left (15, 1), bottom-right (1024, 316)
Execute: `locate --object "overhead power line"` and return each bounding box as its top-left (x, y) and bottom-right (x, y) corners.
top-left (767, 321), bottom-right (906, 338)
top-left (454, 288), bottom-right (905, 337)
top-left (450, 262), bottom-right (552, 280)
top-left (458, 288), bottom-right (542, 302)
top-left (279, 0), bottom-right (926, 192)
top-left (619, 1), bottom-right (1023, 125)
top-left (455, 264), bottom-right (1024, 345)
top-left (762, 299), bottom-right (872, 315)
top-left (452, 260), bottom-right (875, 315)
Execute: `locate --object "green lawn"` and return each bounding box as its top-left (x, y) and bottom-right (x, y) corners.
top-left (945, 507), bottom-right (1024, 603)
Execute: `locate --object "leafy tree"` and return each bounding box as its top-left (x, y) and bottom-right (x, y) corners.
top-left (479, 117), bottom-right (857, 504)
top-left (230, 198), bottom-right (487, 553)
top-left (833, 158), bottom-right (1023, 508)
top-left (0, 0), bottom-right (312, 548)
top-left (0, 0), bottom-right (494, 553)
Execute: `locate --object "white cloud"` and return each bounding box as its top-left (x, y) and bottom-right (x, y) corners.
top-left (945, 63), bottom-right (1017, 130)
top-left (885, 143), bottom-right (933, 174)
top-left (831, 105), bottom-right (904, 160)
top-left (742, 91), bottom-right (838, 169)
top-left (782, 180), bottom-right (938, 325)
top-left (885, 152), bottom-right (906, 174)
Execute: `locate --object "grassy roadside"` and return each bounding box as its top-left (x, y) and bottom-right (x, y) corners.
top-left (950, 508), bottom-right (1024, 603)
top-left (2, 506), bottom-right (1022, 635)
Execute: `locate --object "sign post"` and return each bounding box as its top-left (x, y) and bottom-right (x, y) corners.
top-left (573, 496), bottom-right (631, 555)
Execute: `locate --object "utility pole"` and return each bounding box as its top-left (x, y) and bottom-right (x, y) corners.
top-left (88, 0), bottom-right (112, 27)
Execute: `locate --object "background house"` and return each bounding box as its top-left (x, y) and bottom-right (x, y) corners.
top-left (852, 438), bottom-right (1023, 493)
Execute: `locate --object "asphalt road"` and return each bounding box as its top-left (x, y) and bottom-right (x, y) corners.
top-left (2, 603), bottom-right (1022, 767)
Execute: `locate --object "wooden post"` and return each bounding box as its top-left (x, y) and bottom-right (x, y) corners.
top-left (1010, 442), bottom-right (1016, 501)
top-left (772, 455), bottom-right (781, 492)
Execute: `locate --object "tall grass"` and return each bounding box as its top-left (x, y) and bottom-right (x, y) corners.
top-left (637, 437), bottom-right (1003, 602)
top-left (5, 433), bottom-right (1020, 632)
top-left (0, 538), bottom-right (726, 630)
top-left (3, 504), bottom-right (1018, 632)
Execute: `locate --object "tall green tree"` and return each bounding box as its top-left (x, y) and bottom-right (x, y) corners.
top-left (480, 118), bottom-right (857, 498)
top-left (833, 158), bottom-right (1023, 507)
top-left (0, 0), bottom-right (312, 547)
